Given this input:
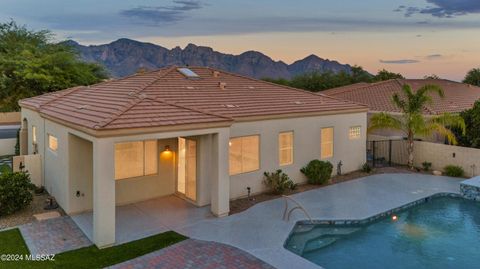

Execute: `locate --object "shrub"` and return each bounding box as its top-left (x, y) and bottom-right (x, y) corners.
top-left (0, 171), bottom-right (35, 215)
top-left (263, 169), bottom-right (296, 194)
top-left (362, 163), bottom-right (372, 173)
top-left (300, 160), bottom-right (333, 185)
top-left (0, 164), bottom-right (11, 174)
top-left (422, 161), bottom-right (432, 171)
top-left (444, 165), bottom-right (465, 177)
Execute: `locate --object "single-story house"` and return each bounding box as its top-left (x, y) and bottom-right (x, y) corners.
top-left (322, 79), bottom-right (480, 141)
top-left (19, 66), bottom-right (367, 247)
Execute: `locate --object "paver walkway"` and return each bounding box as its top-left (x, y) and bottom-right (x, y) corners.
top-left (19, 216), bottom-right (92, 255)
top-left (108, 239), bottom-right (274, 269)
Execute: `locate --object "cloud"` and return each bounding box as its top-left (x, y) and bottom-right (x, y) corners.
top-left (120, 0), bottom-right (204, 24)
top-left (425, 54), bottom-right (443, 60)
top-left (397, 0), bottom-right (480, 18)
top-left (380, 59), bottom-right (420, 64)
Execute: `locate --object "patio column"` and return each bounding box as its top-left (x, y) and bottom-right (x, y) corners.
top-left (211, 128), bottom-right (230, 217)
top-left (92, 139), bottom-right (115, 248)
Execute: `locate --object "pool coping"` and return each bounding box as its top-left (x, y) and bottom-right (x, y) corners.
top-left (284, 192), bottom-right (466, 252)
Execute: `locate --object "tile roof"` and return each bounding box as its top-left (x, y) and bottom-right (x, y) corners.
top-left (20, 66), bottom-right (367, 132)
top-left (322, 79), bottom-right (480, 115)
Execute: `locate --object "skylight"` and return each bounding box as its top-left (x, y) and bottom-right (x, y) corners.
top-left (178, 68), bottom-right (200, 78)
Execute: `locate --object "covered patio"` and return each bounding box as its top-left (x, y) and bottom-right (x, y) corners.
top-left (72, 195), bottom-right (214, 245)
top-left (67, 126), bottom-right (231, 248)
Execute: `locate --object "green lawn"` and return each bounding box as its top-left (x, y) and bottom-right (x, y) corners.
top-left (0, 228), bottom-right (187, 269)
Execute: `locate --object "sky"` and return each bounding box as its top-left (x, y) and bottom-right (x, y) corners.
top-left (1, 0), bottom-right (480, 81)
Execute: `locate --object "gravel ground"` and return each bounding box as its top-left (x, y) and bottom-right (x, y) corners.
top-left (0, 192), bottom-right (65, 230)
top-left (229, 166), bottom-right (429, 215)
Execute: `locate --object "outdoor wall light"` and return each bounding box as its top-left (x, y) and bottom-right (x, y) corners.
top-left (164, 145), bottom-right (171, 152)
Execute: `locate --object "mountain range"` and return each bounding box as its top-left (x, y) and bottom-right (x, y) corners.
top-left (65, 38), bottom-right (353, 79)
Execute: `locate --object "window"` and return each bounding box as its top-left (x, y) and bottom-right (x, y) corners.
top-left (177, 68), bottom-right (200, 78)
top-left (32, 126), bottom-right (37, 144)
top-left (48, 134), bottom-right (58, 152)
top-left (321, 127), bottom-right (334, 159)
top-left (279, 132), bottom-right (294, 166)
top-left (229, 135), bottom-right (260, 175)
top-left (115, 140), bottom-right (158, 180)
top-left (349, 126), bottom-right (361, 140)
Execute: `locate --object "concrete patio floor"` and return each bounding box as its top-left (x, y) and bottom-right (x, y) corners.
top-left (71, 195), bottom-right (215, 245)
top-left (72, 173), bottom-right (462, 269)
top-left (178, 173), bottom-right (462, 269)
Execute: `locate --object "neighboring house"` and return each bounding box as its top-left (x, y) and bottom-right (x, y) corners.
top-left (0, 112), bottom-right (21, 156)
top-left (322, 79), bottom-right (480, 141)
top-left (19, 66), bottom-right (367, 247)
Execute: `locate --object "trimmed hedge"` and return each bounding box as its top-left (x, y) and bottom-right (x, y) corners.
top-left (300, 160), bottom-right (333, 185)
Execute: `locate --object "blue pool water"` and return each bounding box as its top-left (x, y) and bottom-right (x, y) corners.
top-left (285, 197), bottom-right (480, 269)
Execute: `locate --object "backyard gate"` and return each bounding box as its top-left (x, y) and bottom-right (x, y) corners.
top-left (367, 139), bottom-right (409, 167)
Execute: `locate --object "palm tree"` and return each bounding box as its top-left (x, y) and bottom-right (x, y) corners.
top-left (368, 84), bottom-right (466, 169)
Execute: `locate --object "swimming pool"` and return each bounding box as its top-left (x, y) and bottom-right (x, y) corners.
top-left (285, 196), bottom-right (480, 269)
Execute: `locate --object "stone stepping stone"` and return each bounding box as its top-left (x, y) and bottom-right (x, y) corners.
top-left (33, 211), bottom-right (61, 221)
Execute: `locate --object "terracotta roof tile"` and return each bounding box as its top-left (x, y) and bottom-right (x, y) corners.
top-left (322, 79), bottom-right (480, 115)
top-left (20, 66), bottom-right (366, 131)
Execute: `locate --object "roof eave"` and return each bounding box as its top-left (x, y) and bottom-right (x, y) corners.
top-left (233, 107), bottom-right (369, 123)
top-left (39, 112), bottom-right (234, 138)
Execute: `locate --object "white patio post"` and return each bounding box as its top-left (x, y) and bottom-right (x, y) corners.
top-left (211, 128), bottom-right (230, 217)
top-left (92, 139), bottom-right (116, 248)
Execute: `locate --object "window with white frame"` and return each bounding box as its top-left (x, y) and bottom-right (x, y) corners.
top-left (48, 134), bottom-right (58, 152)
top-left (115, 140), bottom-right (158, 180)
top-left (321, 127), bottom-right (334, 159)
top-left (229, 135), bottom-right (260, 175)
top-left (349, 126), bottom-right (361, 140)
top-left (279, 131), bottom-right (294, 166)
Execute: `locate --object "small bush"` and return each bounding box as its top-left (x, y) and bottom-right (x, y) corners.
top-left (0, 164), bottom-right (11, 174)
top-left (300, 160), bottom-right (333, 185)
top-left (362, 163), bottom-right (372, 173)
top-left (0, 172), bottom-right (35, 215)
top-left (444, 165), bottom-right (464, 177)
top-left (263, 169), bottom-right (296, 194)
top-left (422, 161), bottom-right (432, 171)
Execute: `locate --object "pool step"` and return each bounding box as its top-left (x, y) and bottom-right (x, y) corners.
top-left (287, 227), bottom-right (361, 254)
top-left (303, 236), bottom-right (339, 253)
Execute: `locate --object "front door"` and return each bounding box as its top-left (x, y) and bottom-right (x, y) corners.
top-left (177, 137), bottom-right (197, 201)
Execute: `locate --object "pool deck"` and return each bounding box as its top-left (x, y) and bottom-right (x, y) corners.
top-left (178, 173), bottom-right (462, 269)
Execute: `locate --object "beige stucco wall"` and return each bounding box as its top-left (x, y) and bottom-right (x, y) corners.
top-left (21, 108), bottom-right (98, 214)
top-left (1, 112), bottom-right (21, 156)
top-left (22, 106), bottom-right (367, 212)
top-left (0, 138), bottom-right (16, 155)
top-left (0, 112), bottom-right (20, 124)
top-left (229, 112), bottom-right (367, 199)
top-left (413, 141), bottom-right (480, 177)
top-left (115, 138), bottom-right (177, 206)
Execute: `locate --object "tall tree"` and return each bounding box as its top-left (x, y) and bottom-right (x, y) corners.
top-left (463, 68), bottom-right (480, 87)
top-left (453, 100), bottom-right (480, 148)
top-left (374, 69), bottom-right (404, 81)
top-left (368, 84), bottom-right (465, 168)
top-left (0, 21), bottom-right (107, 111)
top-left (350, 65), bottom-right (373, 83)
